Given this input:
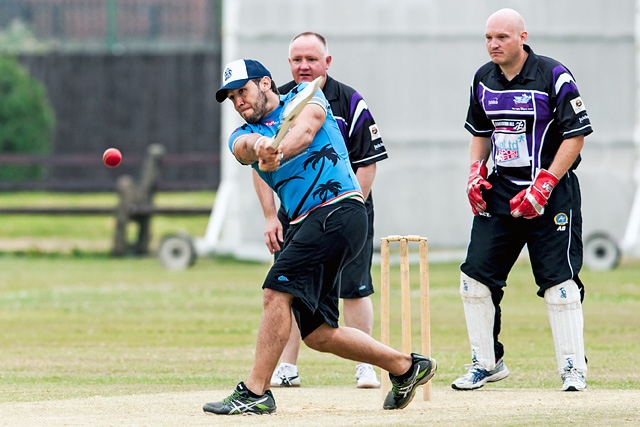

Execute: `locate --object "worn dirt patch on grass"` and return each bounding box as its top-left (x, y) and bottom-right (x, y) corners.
top-left (1, 386), bottom-right (639, 427)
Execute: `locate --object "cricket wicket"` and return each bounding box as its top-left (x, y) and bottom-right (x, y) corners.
top-left (380, 235), bottom-right (431, 401)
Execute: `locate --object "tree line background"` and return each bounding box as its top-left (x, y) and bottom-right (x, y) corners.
top-left (0, 0), bottom-right (223, 191)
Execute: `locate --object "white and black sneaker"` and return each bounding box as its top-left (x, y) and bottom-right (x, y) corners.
top-left (451, 358), bottom-right (509, 390)
top-left (270, 362), bottom-right (300, 387)
top-left (355, 363), bottom-right (381, 389)
top-left (561, 367), bottom-right (587, 391)
top-left (383, 353), bottom-right (437, 410)
top-left (203, 382), bottom-right (276, 415)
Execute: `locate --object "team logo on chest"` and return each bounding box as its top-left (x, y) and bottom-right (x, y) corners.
top-left (512, 93), bottom-right (534, 111)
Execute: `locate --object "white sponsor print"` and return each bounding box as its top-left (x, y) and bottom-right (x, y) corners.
top-left (493, 132), bottom-right (530, 167)
top-left (513, 93), bottom-right (532, 104)
top-left (570, 97), bottom-right (586, 114)
top-left (494, 119), bottom-right (525, 131)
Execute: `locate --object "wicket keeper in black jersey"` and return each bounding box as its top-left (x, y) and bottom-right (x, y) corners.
top-left (453, 8), bottom-right (592, 393)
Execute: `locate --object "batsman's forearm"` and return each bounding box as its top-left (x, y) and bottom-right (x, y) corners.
top-left (279, 104), bottom-right (326, 158)
top-left (232, 134), bottom-right (262, 165)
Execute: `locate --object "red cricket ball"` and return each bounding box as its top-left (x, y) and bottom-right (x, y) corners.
top-left (103, 148), bottom-right (122, 168)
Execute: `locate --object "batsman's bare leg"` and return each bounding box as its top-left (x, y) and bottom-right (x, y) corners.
top-left (303, 323), bottom-right (411, 375)
top-left (303, 323), bottom-right (436, 410)
top-left (273, 297), bottom-right (377, 388)
top-left (245, 288), bottom-right (294, 395)
top-left (269, 314), bottom-right (302, 387)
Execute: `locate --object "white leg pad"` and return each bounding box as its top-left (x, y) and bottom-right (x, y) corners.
top-left (544, 280), bottom-right (587, 376)
top-left (460, 272), bottom-right (496, 370)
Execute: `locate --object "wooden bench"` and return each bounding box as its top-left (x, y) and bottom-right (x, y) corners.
top-left (0, 207), bottom-right (211, 216)
top-left (0, 144), bottom-right (212, 256)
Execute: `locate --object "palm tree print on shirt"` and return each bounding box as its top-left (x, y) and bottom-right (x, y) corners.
top-left (290, 144), bottom-right (341, 219)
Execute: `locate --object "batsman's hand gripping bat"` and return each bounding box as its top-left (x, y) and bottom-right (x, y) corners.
top-left (271, 76), bottom-right (325, 149)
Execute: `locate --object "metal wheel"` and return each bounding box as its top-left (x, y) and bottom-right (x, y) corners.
top-left (583, 232), bottom-right (621, 271)
top-left (158, 233), bottom-right (197, 270)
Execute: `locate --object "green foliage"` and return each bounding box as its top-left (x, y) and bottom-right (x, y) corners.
top-left (0, 55), bottom-right (54, 180)
top-left (0, 19), bottom-right (49, 54)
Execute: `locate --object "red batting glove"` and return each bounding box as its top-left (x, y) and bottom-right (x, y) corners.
top-left (509, 169), bottom-right (559, 219)
top-left (467, 160), bottom-right (492, 215)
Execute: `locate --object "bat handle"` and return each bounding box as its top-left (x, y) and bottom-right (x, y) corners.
top-left (271, 129), bottom-right (285, 149)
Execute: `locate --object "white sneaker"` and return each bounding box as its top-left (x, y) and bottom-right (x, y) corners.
top-left (451, 358), bottom-right (510, 390)
top-left (270, 362), bottom-right (300, 387)
top-left (561, 367), bottom-right (587, 391)
top-left (355, 363), bottom-right (381, 389)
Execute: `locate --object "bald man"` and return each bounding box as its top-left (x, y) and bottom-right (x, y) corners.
top-left (453, 8), bottom-right (592, 392)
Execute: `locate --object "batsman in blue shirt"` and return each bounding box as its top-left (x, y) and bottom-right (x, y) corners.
top-left (202, 58), bottom-right (436, 415)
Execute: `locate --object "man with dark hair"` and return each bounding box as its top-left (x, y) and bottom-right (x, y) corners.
top-left (203, 58), bottom-right (435, 415)
top-left (253, 32), bottom-right (388, 389)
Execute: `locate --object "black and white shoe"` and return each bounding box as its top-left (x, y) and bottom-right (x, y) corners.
top-left (383, 353), bottom-right (437, 410)
top-left (203, 382), bottom-right (276, 415)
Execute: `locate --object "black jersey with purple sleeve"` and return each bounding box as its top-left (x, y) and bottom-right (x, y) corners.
top-left (279, 75), bottom-right (387, 174)
top-left (464, 45), bottom-right (593, 187)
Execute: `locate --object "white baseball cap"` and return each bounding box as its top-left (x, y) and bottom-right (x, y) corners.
top-left (216, 59), bottom-right (272, 103)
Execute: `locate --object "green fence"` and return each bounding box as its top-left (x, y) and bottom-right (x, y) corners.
top-left (0, 0), bottom-right (221, 53)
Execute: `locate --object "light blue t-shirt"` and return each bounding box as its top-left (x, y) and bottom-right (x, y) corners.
top-left (228, 82), bottom-right (362, 223)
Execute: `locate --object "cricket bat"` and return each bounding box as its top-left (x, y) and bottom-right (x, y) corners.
top-left (271, 76), bottom-right (325, 149)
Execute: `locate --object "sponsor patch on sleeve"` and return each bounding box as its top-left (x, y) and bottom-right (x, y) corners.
top-left (369, 124), bottom-right (382, 140)
top-left (570, 97), bottom-right (586, 114)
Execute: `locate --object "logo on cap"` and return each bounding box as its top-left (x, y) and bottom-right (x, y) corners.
top-left (216, 59), bottom-right (271, 103)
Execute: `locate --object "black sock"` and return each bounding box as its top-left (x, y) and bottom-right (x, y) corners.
top-left (246, 388), bottom-right (263, 398)
top-left (393, 364), bottom-right (415, 382)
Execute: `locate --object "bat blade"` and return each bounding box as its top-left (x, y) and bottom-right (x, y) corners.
top-left (271, 76), bottom-right (325, 149)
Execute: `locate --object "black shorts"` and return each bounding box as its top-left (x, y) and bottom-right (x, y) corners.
top-left (275, 199), bottom-right (375, 299)
top-left (461, 171), bottom-right (584, 298)
top-left (264, 199), bottom-right (367, 339)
